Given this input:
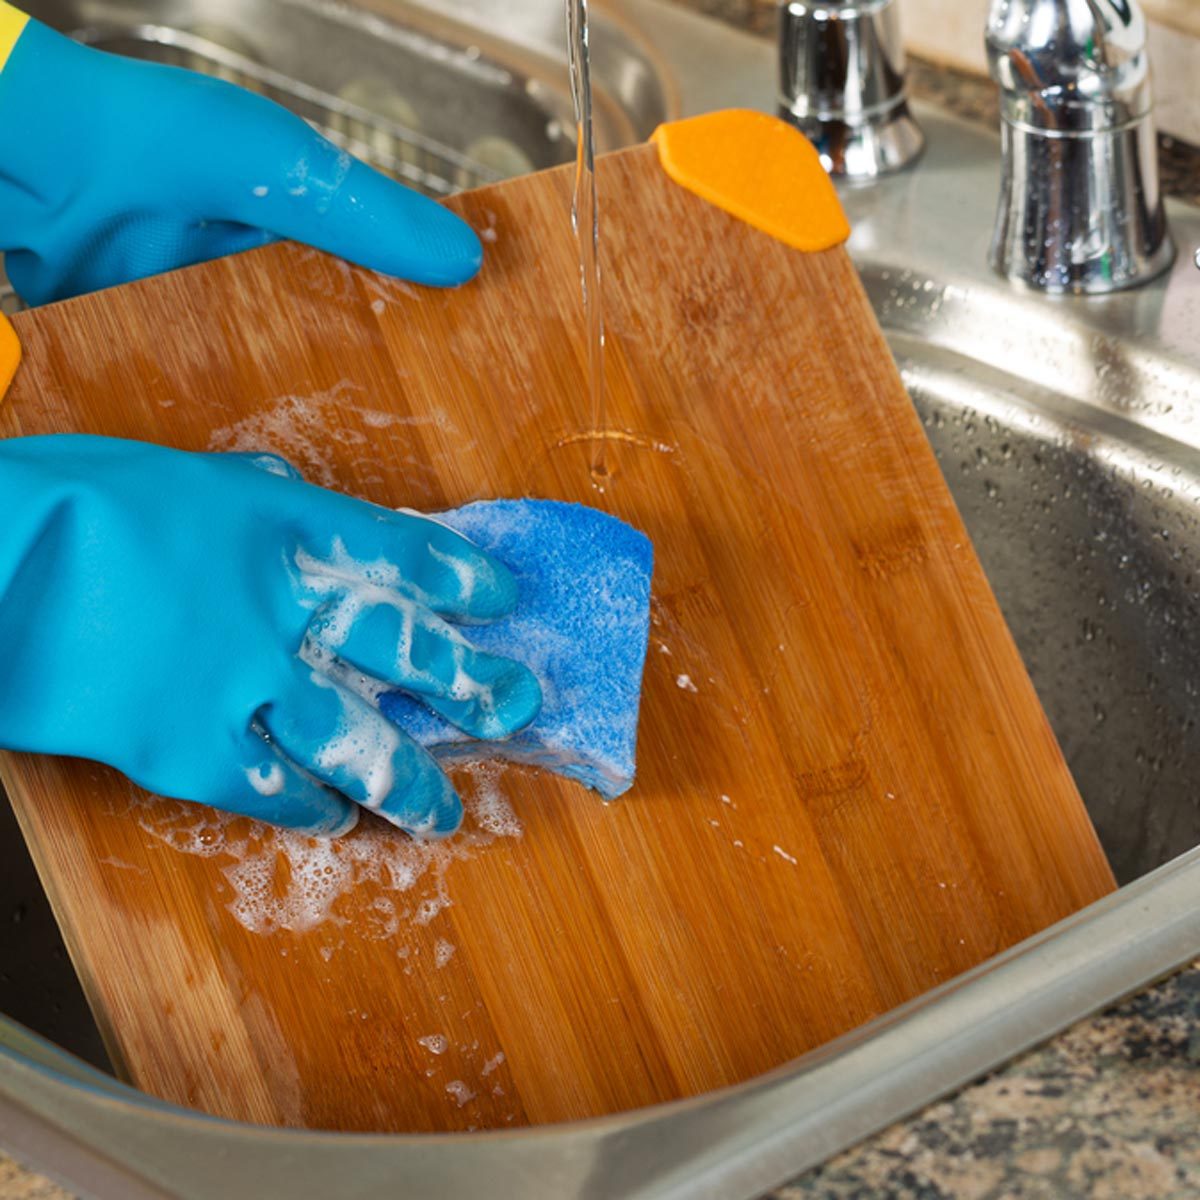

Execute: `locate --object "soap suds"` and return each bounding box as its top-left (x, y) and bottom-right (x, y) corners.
top-left (478, 208), bottom-right (499, 244)
top-left (434, 938), bottom-right (456, 968)
top-left (676, 674), bottom-right (698, 693)
top-left (468, 762), bottom-right (523, 837)
top-left (209, 385), bottom-right (366, 487)
top-left (445, 1080), bottom-right (476, 1107)
top-left (773, 845), bottom-right (798, 865)
top-left (428, 542), bottom-right (478, 606)
top-left (413, 894), bottom-right (450, 925)
top-left (418, 1034), bottom-right (448, 1055)
top-left (245, 761), bottom-right (286, 797)
top-left (125, 762), bottom-right (523, 938)
top-left (295, 537), bottom-right (499, 731)
top-left (246, 453), bottom-right (294, 478)
top-left (481, 1051), bottom-right (505, 1076)
top-left (309, 670), bottom-right (401, 811)
top-left (208, 382), bottom-right (464, 494)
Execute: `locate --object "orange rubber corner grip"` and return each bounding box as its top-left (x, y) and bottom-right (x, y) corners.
top-left (651, 109), bottom-right (850, 253)
top-left (0, 313), bottom-right (20, 401)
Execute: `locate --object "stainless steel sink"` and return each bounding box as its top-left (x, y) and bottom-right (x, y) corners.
top-left (3, 2), bottom-right (1200, 1199)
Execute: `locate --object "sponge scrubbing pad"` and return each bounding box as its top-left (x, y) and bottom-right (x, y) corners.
top-left (379, 500), bottom-right (653, 800)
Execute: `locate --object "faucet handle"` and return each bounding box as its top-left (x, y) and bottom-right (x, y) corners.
top-left (777, 0), bottom-right (924, 180)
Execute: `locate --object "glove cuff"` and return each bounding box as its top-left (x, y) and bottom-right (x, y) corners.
top-left (0, 2), bottom-right (28, 73)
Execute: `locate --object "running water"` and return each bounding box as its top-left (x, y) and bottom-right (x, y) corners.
top-left (566, 0), bottom-right (609, 487)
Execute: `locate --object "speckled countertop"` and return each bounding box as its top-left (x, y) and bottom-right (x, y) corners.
top-left (4, 5), bottom-right (1200, 1200)
top-left (773, 964), bottom-right (1200, 1199)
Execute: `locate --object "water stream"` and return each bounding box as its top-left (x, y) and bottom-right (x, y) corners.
top-left (566, 0), bottom-right (609, 488)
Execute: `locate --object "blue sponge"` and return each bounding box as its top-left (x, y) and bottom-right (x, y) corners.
top-left (378, 500), bottom-right (653, 799)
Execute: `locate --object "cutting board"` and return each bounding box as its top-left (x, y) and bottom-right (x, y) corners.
top-left (0, 116), bottom-right (1115, 1133)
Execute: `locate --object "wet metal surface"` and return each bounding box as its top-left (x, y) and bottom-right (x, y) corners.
top-left (2, 5), bottom-right (1200, 1197)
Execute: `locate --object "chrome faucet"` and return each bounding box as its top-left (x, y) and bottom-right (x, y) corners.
top-left (777, 0), bottom-right (924, 180)
top-left (986, 0), bottom-right (1175, 294)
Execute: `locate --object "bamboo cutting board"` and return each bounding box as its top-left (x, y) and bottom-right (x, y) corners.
top-left (1, 115), bottom-right (1114, 1133)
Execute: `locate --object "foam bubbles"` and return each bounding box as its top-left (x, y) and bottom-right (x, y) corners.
top-left (465, 762), bottom-right (523, 838)
top-left (245, 762), bottom-right (286, 796)
top-left (209, 385), bottom-right (364, 487)
top-left (445, 1080), bottom-right (476, 1107)
top-left (128, 763), bottom-right (524, 938)
top-left (296, 539), bottom-right (497, 727)
top-left (428, 542), bottom-right (479, 606)
top-left (208, 382), bottom-right (463, 494)
top-left (413, 895), bottom-right (449, 926)
top-left (309, 671), bottom-right (401, 810)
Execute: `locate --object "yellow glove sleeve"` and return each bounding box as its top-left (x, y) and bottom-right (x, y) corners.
top-left (0, 2), bottom-right (28, 73)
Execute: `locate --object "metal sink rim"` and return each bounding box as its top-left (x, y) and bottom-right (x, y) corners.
top-left (4, 847), bottom-right (1197, 1200)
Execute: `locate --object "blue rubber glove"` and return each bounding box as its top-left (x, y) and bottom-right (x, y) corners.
top-left (0, 435), bottom-right (542, 836)
top-left (0, 3), bottom-right (482, 305)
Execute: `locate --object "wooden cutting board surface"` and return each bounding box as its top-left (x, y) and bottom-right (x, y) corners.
top-left (0, 138), bottom-right (1115, 1133)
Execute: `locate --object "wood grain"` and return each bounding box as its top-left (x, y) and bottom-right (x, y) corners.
top-left (0, 144), bottom-right (1115, 1133)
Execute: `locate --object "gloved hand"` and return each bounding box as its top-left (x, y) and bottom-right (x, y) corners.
top-left (0, 435), bottom-right (542, 836)
top-left (0, 2), bottom-right (482, 305)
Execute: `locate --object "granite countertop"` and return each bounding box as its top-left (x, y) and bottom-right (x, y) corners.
top-left (773, 963), bottom-right (1200, 1199)
top-left (4, 5), bottom-right (1200, 1200)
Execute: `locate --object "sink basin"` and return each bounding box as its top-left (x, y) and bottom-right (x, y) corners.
top-left (2, 2), bottom-right (1199, 1198)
